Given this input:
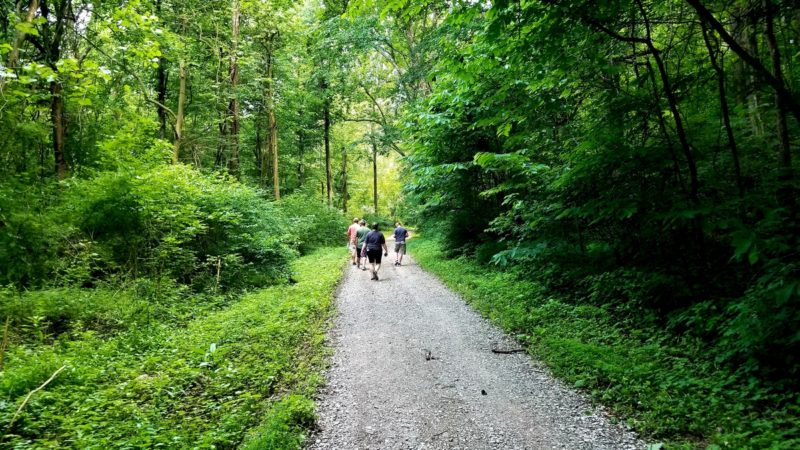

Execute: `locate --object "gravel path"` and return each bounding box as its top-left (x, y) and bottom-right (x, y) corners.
top-left (308, 249), bottom-right (644, 450)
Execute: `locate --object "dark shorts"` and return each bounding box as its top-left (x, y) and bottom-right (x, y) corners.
top-left (366, 249), bottom-right (382, 264)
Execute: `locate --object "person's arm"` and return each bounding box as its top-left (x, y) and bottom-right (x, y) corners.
top-left (382, 235), bottom-right (388, 255)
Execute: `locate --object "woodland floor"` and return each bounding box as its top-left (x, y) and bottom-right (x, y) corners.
top-left (308, 243), bottom-right (645, 450)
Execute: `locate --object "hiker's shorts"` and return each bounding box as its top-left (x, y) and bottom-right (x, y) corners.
top-left (366, 249), bottom-right (382, 264)
top-left (394, 242), bottom-right (406, 255)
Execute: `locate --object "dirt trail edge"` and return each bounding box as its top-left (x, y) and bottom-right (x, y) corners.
top-left (308, 250), bottom-right (644, 450)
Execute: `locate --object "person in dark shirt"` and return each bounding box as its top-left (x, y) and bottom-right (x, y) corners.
top-left (361, 223), bottom-right (388, 281)
top-left (392, 222), bottom-right (409, 266)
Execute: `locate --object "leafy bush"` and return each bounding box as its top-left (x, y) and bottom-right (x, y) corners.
top-left (276, 193), bottom-right (347, 254)
top-left (66, 165), bottom-right (294, 290)
top-left (0, 179), bottom-right (71, 288)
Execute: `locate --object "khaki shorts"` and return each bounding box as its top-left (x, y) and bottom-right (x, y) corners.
top-left (394, 242), bottom-right (406, 254)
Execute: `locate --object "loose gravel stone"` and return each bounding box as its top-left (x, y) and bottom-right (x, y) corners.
top-left (308, 251), bottom-right (644, 450)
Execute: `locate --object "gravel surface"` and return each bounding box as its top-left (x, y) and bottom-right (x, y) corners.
top-left (308, 249), bottom-right (644, 450)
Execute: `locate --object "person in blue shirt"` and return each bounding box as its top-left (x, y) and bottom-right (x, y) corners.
top-left (393, 222), bottom-right (409, 266)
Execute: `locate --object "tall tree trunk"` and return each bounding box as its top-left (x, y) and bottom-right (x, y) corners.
top-left (254, 112), bottom-right (262, 173)
top-left (7, 0), bottom-right (39, 70)
top-left (51, 81), bottom-right (67, 179)
top-left (227, 0), bottom-right (241, 177)
top-left (155, 0), bottom-right (168, 139)
top-left (271, 107), bottom-right (279, 199)
top-left (265, 45), bottom-right (279, 200)
top-left (157, 59), bottom-right (168, 139)
top-left (44, 0), bottom-right (71, 179)
top-left (324, 100), bottom-right (332, 206)
top-left (764, 0), bottom-right (792, 173)
top-left (639, 0), bottom-right (699, 204)
top-left (297, 128), bottom-right (305, 186)
top-left (173, 59), bottom-right (186, 163)
top-left (701, 20), bottom-right (744, 199)
top-left (745, 12), bottom-right (764, 137)
top-left (372, 140), bottom-right (378, 214)
top-left (341, 146), bottom-right (348, 213)
top-left (261, 48), bottom-right (273, 187)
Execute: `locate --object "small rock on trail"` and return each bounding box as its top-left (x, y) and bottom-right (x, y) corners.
top-left (308, 253), bottom-right (643, 450)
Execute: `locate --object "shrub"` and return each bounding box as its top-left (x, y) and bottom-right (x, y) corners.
top-left (0, 179), bottom-right (71, 288)
top-left (276, 193), bottom-right (347, 254)
top-left (66, 165), bottom-right (294, 290)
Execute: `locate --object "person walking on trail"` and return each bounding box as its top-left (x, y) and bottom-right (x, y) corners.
top-left (362, 223), bottom-right (388, 281)
top-left (393, 222), bottom-right (409, 266)
top-left (356, 219), bottom-right (369, 270)
top-left (346, 218), bottom-right (360, 266)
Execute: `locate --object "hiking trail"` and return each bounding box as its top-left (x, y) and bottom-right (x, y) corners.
top-left (309, 247), bottom-right (644, 450)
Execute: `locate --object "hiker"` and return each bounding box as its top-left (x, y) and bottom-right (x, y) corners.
top-left (362, 223), bottom-right (388, 281)
top-left (346, 218), bottom-right (360, 266)
top-left (393, 222), bottom-right (409, 266)
top-left (356, 219), bottom-right (369, 269)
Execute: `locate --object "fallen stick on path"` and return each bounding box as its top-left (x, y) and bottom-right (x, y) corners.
top-left (491, 343), bottom-right (525, 354)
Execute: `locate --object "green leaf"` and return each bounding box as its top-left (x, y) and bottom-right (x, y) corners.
top-left (15, 21), bottom-right (39, 36)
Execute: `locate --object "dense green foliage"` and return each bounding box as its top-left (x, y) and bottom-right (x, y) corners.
top-left (5, 0), bottom-right (800, 447)
top-left (413, 235), bottom-right (799, 448)
top-left (0, 248), bottom-right (343, 448)
top-left (347, 0), bottom-right (800, 446)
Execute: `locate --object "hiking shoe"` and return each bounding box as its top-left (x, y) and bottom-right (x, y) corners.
top-left (374, 272), bottom-right (379, 281)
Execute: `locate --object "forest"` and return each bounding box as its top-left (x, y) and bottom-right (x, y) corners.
top-left (1, 0), bottom-right (800, 448)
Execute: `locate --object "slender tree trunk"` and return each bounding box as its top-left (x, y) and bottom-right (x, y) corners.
top-left (173, 59), bottom-right (186, 163)
top-left (297, 128), bottom-right (305, 186)
top-left (227, 0), bottom-right (241, 177)
top-left (51, 81), bottom-right (67, 179)
top-left (372, 140), bottom-right (378, 214)
top-left (764, 0), bottom-right (792, 173)
top-left (638, 0), bottom-right (699, 204)
top-left (701, 20), bottom-right (744, 199)
top-left (265, 46), bottom-right (279, 200)
top-left (155, 0), bottom-right (168, 139)
top-left (324, 100), bottom-right (332, 206)
top-left (271, 107), bottom-right (279, 199)
top-left (254, 112), bottom-right (262, 172)
top-left (261, 48), bottom-right (273, 187)
top-left (7, 0), bottom-right (39, 70)
top-left (157, 59), bottom-right (168, 139)
top-left (341, 146), bottom-right (348, 213)
top-left (745, 13), bottom-right (764, 137)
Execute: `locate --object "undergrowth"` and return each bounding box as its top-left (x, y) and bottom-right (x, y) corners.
top-left (0, 248), bottom-right (345, 449)
top-left (411, 235), bottom-right (800, 449)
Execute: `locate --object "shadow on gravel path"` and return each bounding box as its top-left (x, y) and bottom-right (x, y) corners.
top-left (308, 249), bottom-right (643, 450)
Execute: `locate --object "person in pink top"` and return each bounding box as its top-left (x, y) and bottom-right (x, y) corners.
top-left (346, 218), bottom-right (360, 266)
